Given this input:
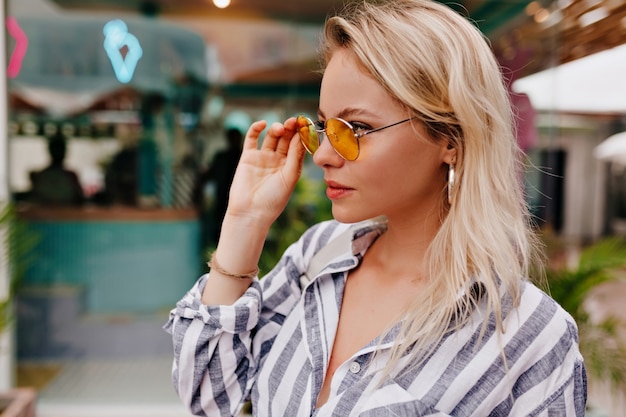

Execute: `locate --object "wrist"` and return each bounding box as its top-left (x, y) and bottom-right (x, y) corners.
top-left (208, 252), bottom-right (259, 280)
top-left (211, 213), bottom-right (270, 279)
top-left (221, 211), bottom-right (273, 238)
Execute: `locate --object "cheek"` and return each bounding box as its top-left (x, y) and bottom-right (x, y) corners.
top-left (365, 148), bottom-right (446, 200)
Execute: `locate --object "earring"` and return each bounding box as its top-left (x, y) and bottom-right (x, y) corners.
top-left (447, 164), bottom-right (455, 205)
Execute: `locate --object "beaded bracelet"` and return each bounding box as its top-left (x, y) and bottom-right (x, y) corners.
top-left (208, 252), bottom-right (259, 280)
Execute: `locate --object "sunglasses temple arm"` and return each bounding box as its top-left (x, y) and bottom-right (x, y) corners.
top-left (361, 117), bottom-right (416, 137)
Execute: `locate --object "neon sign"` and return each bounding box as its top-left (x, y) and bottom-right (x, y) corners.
top-left (103, 19), bottom-right (143, 83)
top-left (6, 16), bottom-right (28, 79)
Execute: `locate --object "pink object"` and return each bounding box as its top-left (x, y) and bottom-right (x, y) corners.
top-left (6, 16), bottom-right (28, 78)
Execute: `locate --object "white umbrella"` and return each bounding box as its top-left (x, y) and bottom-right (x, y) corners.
top-left (594, 131), bottom-right (626, 166)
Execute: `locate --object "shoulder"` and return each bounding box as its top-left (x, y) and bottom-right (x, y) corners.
top-left (503, 281), bottom-right (583, 380)
top-left (516, 281), bottom-right (578, 336)
top-left (64, 169), bottom-right (81, 180)
top-left (497, 282), bottom-right (587, 414)
top-left (500, 281), bottom-right (581, 355)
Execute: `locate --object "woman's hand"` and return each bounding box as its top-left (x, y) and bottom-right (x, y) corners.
top-left (225, 117), bottom-right (306, 229)
top-left (202, 117), bottom-right (305, 305)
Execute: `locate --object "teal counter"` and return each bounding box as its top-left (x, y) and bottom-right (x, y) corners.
top-left (18, 206), bottom-right (202, 314)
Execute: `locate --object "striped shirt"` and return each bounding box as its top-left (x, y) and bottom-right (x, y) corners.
top-left (164, 219), bottom-right (587, 416)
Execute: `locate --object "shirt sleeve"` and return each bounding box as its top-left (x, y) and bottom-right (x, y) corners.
top-left (163, 275), bottom-right (260, 416)
top-left (536, 358), bottom-right (587, 417)
top-left (162, 223), bottom-right (323, 416)
top-left (509, 301), bottom-right (588, 417)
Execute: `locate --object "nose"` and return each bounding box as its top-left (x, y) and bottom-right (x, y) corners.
top-left (313, 132), bottom-right (345, 167)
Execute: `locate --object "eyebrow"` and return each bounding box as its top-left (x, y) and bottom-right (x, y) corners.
top-left (317, 107), bottom-right (377, 120)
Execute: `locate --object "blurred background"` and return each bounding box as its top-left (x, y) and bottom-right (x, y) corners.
top-left (0, 0), bottom-right (625, 415)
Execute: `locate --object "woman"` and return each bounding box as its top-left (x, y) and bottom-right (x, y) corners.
top-left (165, 1), bottom-right (587, 415)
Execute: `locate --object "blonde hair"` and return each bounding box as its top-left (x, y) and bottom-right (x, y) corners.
top-left (321, 0), bottom-right (543, 378)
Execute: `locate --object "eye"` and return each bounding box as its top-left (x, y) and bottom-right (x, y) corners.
top-left (313, 120), bottom-right (325, 131)
top-left (349, 121), bottom-right (371, 134)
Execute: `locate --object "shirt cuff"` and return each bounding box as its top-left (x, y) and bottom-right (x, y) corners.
top-left (166, 273), bottom-right (262, 334)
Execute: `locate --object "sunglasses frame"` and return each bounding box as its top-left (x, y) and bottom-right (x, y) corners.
top-left (297, 115), bottom-right (415, 161)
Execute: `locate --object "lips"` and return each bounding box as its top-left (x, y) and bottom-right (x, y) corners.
top-left (324, 180), bottom-right (354, 200)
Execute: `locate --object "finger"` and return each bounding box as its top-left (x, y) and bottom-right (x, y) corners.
top-left (284, 128), bottom-right (307, 177)
top-left (275, 122), bottom-right (297, 156)
top-left (275, 136), bottom-right (292, 156)
top-left (283, 117), bottom-right (304, 160)
top-left (243, 121), bottom-right (267, 151)
top-left (283, 116), bottom-right (297, 131)
top-left (260, 122), bottom-right (284, 151)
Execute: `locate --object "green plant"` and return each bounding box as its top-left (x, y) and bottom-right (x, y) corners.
top-left (542, 235), bottom-right (626, 389)
top-left (0, 203), bottom-right (39, 333)
top-left (259, 175), bottom-right (332, 274)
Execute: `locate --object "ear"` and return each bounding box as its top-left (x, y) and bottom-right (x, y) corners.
top-left (442, 143), bottom-right (457, 166)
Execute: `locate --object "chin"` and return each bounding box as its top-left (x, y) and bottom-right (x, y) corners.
top-left (331, 207), bottom-right (379, 225)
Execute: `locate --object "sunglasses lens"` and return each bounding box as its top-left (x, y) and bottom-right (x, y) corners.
top-left (296, 116), bottom-right (319, 154)
top-left (326, 118), bottom-right (359, 161)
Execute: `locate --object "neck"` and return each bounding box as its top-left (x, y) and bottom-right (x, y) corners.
top-left (365, 211), bottom-right (443, 283)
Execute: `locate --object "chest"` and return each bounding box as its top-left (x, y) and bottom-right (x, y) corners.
top-left (253, 274), bottom-right (530, 417)
top-left (325, 270), bottom-right (420, 383)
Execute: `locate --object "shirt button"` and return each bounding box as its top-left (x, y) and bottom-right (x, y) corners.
top-left (349, 362), bottom-right (361, 374)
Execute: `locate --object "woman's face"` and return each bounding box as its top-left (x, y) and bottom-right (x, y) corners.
top-left (314, 49), bottom-right (455, 224)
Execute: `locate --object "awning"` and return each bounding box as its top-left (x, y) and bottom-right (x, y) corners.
top-left (512, 44), bottom-right (626, 115)
top-left (8, 0), bottom-right (209, 117)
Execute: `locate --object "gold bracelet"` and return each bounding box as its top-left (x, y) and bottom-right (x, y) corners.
top-left (208, 252), bottom-right (259, 280)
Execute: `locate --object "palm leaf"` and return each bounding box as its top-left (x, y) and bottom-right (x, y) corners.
top-left (0, 202), bottom-right (40, 331)
top-left (578, 237), bottom-right (626, 273)
top-left (580, 318), bottom-right (626, 388)
top-left (544, 235), bottom-right (626, 390)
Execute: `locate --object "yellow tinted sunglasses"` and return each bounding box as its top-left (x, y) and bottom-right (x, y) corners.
top-left (296, 115), bottom-right (415, 161)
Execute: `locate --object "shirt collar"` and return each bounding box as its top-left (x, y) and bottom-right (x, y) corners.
top-left (350, 215), bottom-right (388, 258)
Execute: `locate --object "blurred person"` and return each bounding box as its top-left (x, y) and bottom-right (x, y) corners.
top-left (89, 130), bottom-right (140, 207)
top-left (193, 127), bottom-right (244, 247)
top-left (29, 132), bottom-right (84, 206)
top-left (165, 1), bottom-right (587, 416)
